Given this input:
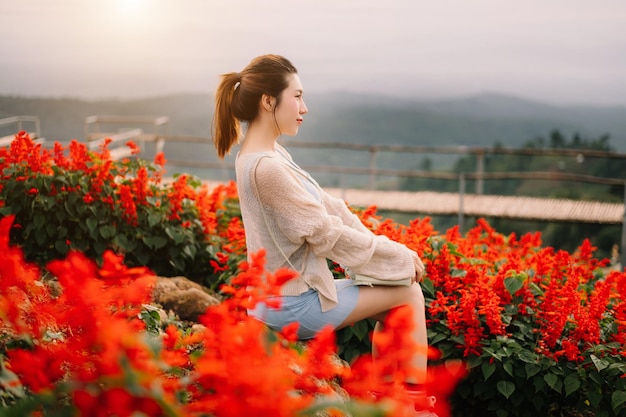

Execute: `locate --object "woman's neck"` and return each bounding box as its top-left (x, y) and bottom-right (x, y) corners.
top-left (240, 119), bottom-right (280, 154)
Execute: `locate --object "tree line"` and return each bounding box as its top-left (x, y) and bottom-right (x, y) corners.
top-left (399, 130), bottom-right (625, 260)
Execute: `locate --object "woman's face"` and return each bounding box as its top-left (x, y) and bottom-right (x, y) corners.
top-left (274, 74), bottom-right (308, 136)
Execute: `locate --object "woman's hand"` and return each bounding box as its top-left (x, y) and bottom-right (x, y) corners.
top-left (412, 252), bottom-right (425, 283)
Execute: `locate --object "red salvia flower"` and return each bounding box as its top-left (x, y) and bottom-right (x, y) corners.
top-left (117, 183), bottom-right (138, 226)
top-left (126, 140), bottom-right (140, 155)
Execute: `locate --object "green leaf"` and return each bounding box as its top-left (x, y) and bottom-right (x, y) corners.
top-left (183, 244), bottom-right (197, 259)
top-left (588, 370), bottom-right (604, 385)
top-left (591, 354), bottom-right (609, 372)
top-left (449, 333), bottom-right (466, 346)
top-left (517, 350), bottom-right (537, 364)
top-left (482, 346), bottom-right (503, 361)
top-left (504, 275), bottom-right (524, 296)
top-left (54, 239), bottom-right (69, 255)
top-left (430, 332), bottom-right (447, 345)
top-left (68, 191), bottom-right (79, 205)
top-left (55, 209), bottom-right (66, 223)
top-left (528, 282), bottom-right (543, 296)
top-left (465, 355), bottom-right (482, 369)
top-left (35, 230), bottom-right (47, 245)
top-left (501, 341), bottom-right (522, 357)
top-left (169, 255), bottom-right (185, 272)
top-left (524, 363), bottom-right (541, 379)
top-left (351, 320), bottom-right (371, 341)
top-left (33, 213), bottom-right (46, 229)
top-left (544, 373), bottom-right (558, 390)
top-left (41, 195), bottom-right (56, 210)
top-left (99, 225), bottom-right (116, 239)
top-left (165, 227), bottom-right (186, 244)
top-left (86, 217), bottom-right (98, 234)
top-left (75, 202), bottom-right (87, 215)
top-left (94, 240), bottom-right (107, 257)
top-left (0, 362), bottom-right (25, 398)
top-left (502, 360), bottom-right (514, 377)
top-left (113, 234), bottom-right (129, 251)
top-left (496, 380), bottom-right (515, 399)
top-left (420, 278), bottom-right (435, 297)
top-left (544, 373), bottom-right (562, 393)
top-left (481, 361), bottom-right (496, 381)
top-left (612, 390), bottom-right (626, 412)
top-left (588, 387), bottom-right (603, 407)
top-left (143, 236), bottom-right (168, 250)
top-left (148, 213), bottom-right (162, 227)
top-left (46, 222), bottom-right (57, 237)
top-left (450, 268), bottom-right (467, 278)
top-left (63, 199), bottom-right (76, 217)
top-left (563, 373), bottom-right (580, 397)
top-left (124, 238), bottom-right (138, 251)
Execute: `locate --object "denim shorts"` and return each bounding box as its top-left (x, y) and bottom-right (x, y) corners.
top-left (247, 279), bottom-right (360, 340)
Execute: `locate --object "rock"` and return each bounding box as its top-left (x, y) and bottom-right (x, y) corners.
top-left (152, 276), bottom-right (221, 322)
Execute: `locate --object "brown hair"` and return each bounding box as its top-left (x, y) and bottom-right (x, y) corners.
top-left (212, 54), bottom-right (298, 159)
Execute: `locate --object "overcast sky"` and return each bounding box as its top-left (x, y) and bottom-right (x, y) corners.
top-left (1, 0), bottom-right (625, 105)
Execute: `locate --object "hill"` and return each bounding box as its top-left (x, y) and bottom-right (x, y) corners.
top-left (297, 92), bottom-right (626, 150)
top-left (1, 92), bottom-right (625, 150)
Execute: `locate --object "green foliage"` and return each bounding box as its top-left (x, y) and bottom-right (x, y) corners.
top-left (336, 319), bottom-right (376, 364)
top-left (0, 152), bottom-right (219, 284)
top-left (419, 237), bottom-right (626, 417)
top-left (447, 342), bottom-right (626, 417)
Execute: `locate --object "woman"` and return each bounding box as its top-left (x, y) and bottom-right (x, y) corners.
top-left (212, 54), bottom-right (436, 414)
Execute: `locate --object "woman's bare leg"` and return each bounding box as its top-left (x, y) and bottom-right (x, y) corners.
top-left (337, 283), bottom-right (428, 384)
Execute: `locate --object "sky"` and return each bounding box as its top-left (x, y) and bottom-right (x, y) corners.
top-left (1, 0), bottom-right (625, 105)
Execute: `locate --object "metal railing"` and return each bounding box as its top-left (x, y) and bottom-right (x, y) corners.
top-left (0, 115), bottom-right (45, 147)
top-left (0, 115), bottom-right (41, 135)
top-left (282, 140), bottom-right (626, 193)
top-left (159, 136), bottom-right (626, 191)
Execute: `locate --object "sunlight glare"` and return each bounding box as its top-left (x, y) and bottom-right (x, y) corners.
top-left (117, 0), bottom-right (146, 15)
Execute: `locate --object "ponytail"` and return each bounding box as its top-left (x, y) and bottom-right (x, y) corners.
top-left (213, 72), bottom-right (241, 159)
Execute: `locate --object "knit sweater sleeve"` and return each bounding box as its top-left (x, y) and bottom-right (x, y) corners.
top-left (254, 157), bottom-right (418, 280)
top-left (321, 189), bottom-right (373, 235)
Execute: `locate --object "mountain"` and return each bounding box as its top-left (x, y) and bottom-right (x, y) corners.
top-left (297, 91), bottom-right (626, 150)
top-left (1, 92), bottom-right (625, 153)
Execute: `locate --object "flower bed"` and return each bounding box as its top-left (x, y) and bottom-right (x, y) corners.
top-left (1, 132), bottom-right (625, 416)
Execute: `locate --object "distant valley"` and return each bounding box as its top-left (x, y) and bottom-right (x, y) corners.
top-left (1, 92), bottom-right (625, 185)
top-left (1, 92), bottom-right (625, 148)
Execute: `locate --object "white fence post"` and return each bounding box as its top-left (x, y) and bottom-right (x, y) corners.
top-left (458, 173), bottom-right (466, 234)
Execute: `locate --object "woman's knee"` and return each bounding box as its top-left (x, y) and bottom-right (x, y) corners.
top-left (404, 283), bottom-right (425, 308)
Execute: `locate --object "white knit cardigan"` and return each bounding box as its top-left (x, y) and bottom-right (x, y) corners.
top-left (235, 145), bottom-right (418, 312)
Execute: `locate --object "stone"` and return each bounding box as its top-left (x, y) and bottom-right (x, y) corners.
top-left (152, 276), bottom-right (221, 322)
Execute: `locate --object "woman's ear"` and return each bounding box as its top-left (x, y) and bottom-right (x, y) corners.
top-left (261, 93), bottom-right (275, 112)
